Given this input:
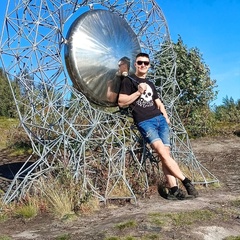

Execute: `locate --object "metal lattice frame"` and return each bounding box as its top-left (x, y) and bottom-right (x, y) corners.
top-left (0, 0), bottom-right (218, 204)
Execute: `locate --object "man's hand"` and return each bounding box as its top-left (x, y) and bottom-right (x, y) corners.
top-left (138, 83), bottom-right (147, 94)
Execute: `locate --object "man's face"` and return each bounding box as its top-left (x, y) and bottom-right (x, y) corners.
top-left (118, 61), bottom-right (129, 74)
top-left (135, 56), bottom-right (150, 75)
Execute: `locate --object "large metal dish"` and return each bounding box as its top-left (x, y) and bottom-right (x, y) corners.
top-left (64, 9), bottom-right (141, 106)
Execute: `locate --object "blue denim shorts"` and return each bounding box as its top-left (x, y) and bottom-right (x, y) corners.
top-left (137, 115), bottom-right (170, 146)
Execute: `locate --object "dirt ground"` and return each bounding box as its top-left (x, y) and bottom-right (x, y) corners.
top-left (0, 135), bottom-right (240, 240)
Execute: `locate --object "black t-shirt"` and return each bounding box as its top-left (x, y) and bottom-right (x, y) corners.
top-left (119, 74), bottom-right (162, 123)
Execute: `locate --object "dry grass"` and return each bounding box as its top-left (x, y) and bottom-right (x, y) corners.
top-left (0, 170), bottom-right (100, 221)
top-left (38, 168), bottom-right (100, 219)
top-left (39, 175), bottom-right (76, 219)
top-left (15, 203), bottom-right (38, 219)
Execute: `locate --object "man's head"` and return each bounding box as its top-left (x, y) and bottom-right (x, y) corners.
top-left (135, 52), bottom-right (150, 78)
top-left (118, 56), bottom-right (130, 74)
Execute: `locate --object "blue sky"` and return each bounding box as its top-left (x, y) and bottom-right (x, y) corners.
top-left (159, 0), bottom-right (240, 106)
top-left (1, 1), bottom-right (239, 106)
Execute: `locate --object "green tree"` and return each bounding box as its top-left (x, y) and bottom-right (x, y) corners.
top-left (0, 68), bottom-right (18, 117)
top-left (173, 37), bottom-right (217, 124)
top-left (154, 36), bottom-right (218, 136)
top-left (214, 96), bottom-right (240, 123)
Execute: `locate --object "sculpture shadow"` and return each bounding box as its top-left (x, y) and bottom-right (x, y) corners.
top-left (0, 162), bottom-right (35, 180)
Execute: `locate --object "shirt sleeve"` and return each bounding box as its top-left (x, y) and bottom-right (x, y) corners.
top-left (119, 77), bottom-right (136, 95)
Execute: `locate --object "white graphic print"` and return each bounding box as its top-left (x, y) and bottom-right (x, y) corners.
top-left (136, 83), bottom-right (154, 108)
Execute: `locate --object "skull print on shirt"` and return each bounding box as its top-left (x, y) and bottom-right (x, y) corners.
top-left (136, 83), bottom-right (154, 108)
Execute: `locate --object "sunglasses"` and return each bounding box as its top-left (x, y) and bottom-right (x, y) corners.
top-left (136, 60), bottom-right (150, 66)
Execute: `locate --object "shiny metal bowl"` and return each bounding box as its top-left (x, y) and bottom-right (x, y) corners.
top-left (64, 9), bottom-right (141, 106)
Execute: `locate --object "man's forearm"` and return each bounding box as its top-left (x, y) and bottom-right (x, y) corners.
top-left (155, 98), bottom-right (170, 124)
top-left (118, 91), bottom-right (141, 107)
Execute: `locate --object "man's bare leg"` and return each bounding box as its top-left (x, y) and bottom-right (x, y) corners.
top-left (151, 140), bottom-right (185, 181)
top-left (153, 140), bottom-right (198, 198)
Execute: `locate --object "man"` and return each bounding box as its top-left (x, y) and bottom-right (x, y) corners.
top-left (118, 52), bottom-right (198, 200)
top-left (106, 56), bottom-right (130, 103)
top-left (117, 56), bottom-right (130, 77)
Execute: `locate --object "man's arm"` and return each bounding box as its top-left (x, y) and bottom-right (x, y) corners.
top-left (155, 98), bottom-right (170, 124)
top-left (118, 92), bottom-right (141, 107)
top-left (118, 83), bottom-right (147, 107)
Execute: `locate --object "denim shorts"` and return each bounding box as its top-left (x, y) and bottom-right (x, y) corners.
top-left (137, 114), bottom-right (170, 146)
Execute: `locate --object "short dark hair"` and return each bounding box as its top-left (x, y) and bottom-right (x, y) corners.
top-left (135, 52), bottom-right (150, 60)
top-left (118, 56), bottom-right (130, 70)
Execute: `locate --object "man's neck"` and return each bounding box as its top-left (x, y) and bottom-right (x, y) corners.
top-left (135, 72), bottom-right (146, 79)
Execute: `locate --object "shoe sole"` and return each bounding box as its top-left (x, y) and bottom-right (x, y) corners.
top-left (167, 194), bottom-right (195, 200)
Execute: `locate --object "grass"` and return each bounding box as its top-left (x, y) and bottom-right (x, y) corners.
top-left (38, 168), bottom-right (100, 219)
top-left (55, 233), bottom-right (72, 240)
top-left (0, 214), bottom-right (8, 223)
top-left (230, 198), bottom-right (240, 207)
top-left (42, 182), bottom-right (75, 219)
top-left (107, 181), bottom-right (132, 198)
top-left (105, 237), bottom-right (138, 240)
top-left (13, 196), bottom-right (39, 219)
top-left (149, 209), bottom-right (216, 227)
top-left (166, 209), bottom-right (215, 226)
top-left (224, 237), bottom-right (240, 240)
top-left (104, 206), bottom-right (239, 240)
top-left (115, 220), bottom-right (137, 230)
top-left (0, 236), bottom-right (11, 240)
top-left (104, 234), bottom-right (162, 240)
top-left (105, 238), bottom-right (120, 240)
top-left (0, 116), bottom-right (32, 155)
top-left (15, 204), bottom-right (38, 219)
top-left (0, 117), bottom-right (19, 150)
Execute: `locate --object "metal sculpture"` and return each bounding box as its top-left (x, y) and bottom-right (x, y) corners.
top-left (0, 0), bottom-right (218, 204)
